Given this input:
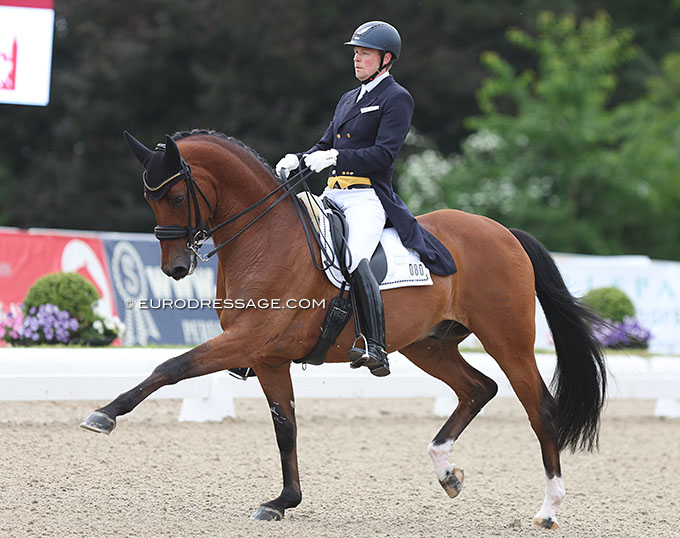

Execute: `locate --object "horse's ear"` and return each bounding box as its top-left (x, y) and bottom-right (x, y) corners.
top-left (163, 134), bottom-right (181, 169)
top-left (123, 130), bottom-right (152, 165)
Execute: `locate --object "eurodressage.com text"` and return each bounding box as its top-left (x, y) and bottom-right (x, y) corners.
top-left (125, 298), bottom-right (327, 311)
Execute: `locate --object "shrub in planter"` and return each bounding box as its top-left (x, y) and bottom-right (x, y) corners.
top-left (583, 287), bottom-right (651, 349)
top-left (23, 272), bottom-right (99, 325)
top-left (3, 272), bottom-right (124, 346)
top-left (582, 287), bottom-right (635, 323)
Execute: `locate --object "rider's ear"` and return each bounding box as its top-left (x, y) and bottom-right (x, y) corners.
top-left (163, 134), bottom-right (182, 169)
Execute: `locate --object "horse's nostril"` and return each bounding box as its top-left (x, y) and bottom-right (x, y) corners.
top-left (171, 265), bottom-right (189, 279)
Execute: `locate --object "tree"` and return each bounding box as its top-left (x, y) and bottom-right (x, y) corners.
top-left (611, 52), bottom-right (680, 260)
top-left (400, 12), bottom-right (680, 260)
top-left (1, 2), bottom-right (678, 234)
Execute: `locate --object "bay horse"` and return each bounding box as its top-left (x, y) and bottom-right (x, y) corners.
top-left (81, 129), bottom-right (606, 529)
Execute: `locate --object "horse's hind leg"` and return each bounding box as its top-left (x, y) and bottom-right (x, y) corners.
top-left (482, 339), bottom-right (564, 529)
top-left (400, 336), bottom-right (498, 499)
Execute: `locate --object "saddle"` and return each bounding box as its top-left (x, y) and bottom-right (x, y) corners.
top-left (229, 194), bottom-right (373, 377)
top-left (233, 192), bottom-right (417, 376)
top-left (323, 197), bottom-right (388, 283)
top-left (293, 195), bottom-right (388, 367)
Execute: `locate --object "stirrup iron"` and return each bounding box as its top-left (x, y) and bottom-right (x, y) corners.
top-left (348, 333), bottom-right (370, 368)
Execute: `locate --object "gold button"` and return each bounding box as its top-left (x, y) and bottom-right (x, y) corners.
top-left (336, 134), bottom-right (341, 139)
top-left (346, 133), bottom-right (351, 138)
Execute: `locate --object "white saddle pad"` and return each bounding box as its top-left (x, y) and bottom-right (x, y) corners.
top-left (303, 193), bottom-right (433, 290)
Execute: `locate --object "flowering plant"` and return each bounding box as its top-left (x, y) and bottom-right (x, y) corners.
top-left (0, 303), bottom-right (24, 342)
top-left (74, 315), bottom-right (125, 346)
top-left (593, 316), bottom-right (652, 349)
top-left (1, 302), bottom-right (124, 346)
top-left (1, 303), bottom-right (79, 345)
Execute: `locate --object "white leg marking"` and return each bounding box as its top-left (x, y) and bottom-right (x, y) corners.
top-left (533, 474), bottom-right (565, 525)
top-left (427, 440), bottom-right (454, 482)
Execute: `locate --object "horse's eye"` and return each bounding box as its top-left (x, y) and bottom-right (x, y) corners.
top-left (169, 193), bottom-right (185, 206)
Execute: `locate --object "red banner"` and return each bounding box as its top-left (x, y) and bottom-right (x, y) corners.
top-left (0, 2), bottom-right (53, 8)
top-left (0, 229), bottom-right (117, 319)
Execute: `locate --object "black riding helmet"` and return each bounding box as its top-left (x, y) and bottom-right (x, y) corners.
top-left (345, 21), bottom-right (401, 82)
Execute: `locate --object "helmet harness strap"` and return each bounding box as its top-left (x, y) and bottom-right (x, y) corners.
top-left (366, 51), bottom-right (390, 83)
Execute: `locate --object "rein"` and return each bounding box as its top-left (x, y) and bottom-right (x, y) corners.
top-left (153, 161), bottom-right (317, 263)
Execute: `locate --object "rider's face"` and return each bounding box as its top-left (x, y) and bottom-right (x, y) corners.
top-left (353, 46), bottom-right (390, 82)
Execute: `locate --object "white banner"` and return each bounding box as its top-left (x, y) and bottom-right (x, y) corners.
top-left (534, 254), bottom-right (680, 354)
top-left (0, 2), bottom-right (55, 106)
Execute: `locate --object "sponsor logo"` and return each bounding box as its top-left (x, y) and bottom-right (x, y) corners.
top-left (0, 36), bottom-right (17, 90)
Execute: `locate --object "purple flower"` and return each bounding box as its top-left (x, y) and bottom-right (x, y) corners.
top-left (593, 317), bottom-right (652, 349)
top-left (1, 303), bottom-right (80, 346)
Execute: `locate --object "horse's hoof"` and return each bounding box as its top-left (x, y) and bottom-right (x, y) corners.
top-left (532, 517), bottom-right (558, 530)
top-left (80, 411), bottom-right (116, 435)
top-left (251, 505), bottom-right (283, 521)
top-left (439, 466), bottom-right (464, 498)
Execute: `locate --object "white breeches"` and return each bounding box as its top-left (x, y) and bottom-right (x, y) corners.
top-left (321, 186), bottom-right (386, 273)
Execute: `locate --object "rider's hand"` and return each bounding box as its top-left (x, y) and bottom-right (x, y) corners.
top-left (275, 153), bottom-right (300, 178)
top-left (303, 149), bottom-right (338, 173)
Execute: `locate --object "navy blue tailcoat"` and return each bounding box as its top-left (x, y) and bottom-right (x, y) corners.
top-left (305, 76), bottom-right (456, 276)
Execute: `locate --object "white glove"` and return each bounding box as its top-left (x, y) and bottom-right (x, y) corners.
top-left (303, 149), bottom-right (338, 173)
top-left (275, 153), bottom-right (300, 178)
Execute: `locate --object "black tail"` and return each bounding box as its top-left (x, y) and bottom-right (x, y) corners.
top-left (510, 229), bottom-right (607, 452)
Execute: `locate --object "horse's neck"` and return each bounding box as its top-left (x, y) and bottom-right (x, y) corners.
top-left (209, 162), bottom-right (308, 290)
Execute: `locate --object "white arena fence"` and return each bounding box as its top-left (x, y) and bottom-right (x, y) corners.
top-left (1, 348), bottom-right (678, 421)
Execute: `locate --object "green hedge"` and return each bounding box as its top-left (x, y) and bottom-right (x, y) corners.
top-left (582, 287), bottom-right (635, 322)
top-left (23, 272), bottom-right (99, 324)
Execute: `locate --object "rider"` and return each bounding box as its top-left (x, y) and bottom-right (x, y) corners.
top-left (276, 21), bottom-right (456, 377)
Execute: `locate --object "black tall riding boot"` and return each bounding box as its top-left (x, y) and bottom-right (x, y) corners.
top-left (347, 259), bottom-right (390, 377)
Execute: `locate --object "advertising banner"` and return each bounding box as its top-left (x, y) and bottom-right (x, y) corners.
top-left (100, 233), bottom-right (222, 346)
top-left (0, 228), bottom-right (222, 347)
top-left (0, 228), bottom-right (116, 319)
top-left (1, 227), bottom-right (679, 352)
top-left (535, 254), bottom-right (680, 354)
top-left (0, 1), bottom-right (55, 106)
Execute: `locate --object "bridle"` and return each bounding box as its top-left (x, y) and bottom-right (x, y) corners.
top-left (145, 152), bottom-right (214, 249)
top-left (148, 155), bottom-right (316, 263)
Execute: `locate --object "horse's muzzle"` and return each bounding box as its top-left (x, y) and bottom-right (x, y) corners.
top-left (162, 250), bottom-right (196, 280)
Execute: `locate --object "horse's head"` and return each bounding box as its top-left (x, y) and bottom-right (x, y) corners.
top-left (123, 131), bottom-right (214, 280)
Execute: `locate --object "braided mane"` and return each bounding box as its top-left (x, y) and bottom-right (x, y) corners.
top-left (171, 129), bottom-right (280, 184)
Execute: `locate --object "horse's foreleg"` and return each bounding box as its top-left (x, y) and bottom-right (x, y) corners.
top-left (400, 337), bottom-right (497, 499)
top-left (80, 343), bottom-right (235, 434)
top-left (250, 362), bottom-right (302, 521)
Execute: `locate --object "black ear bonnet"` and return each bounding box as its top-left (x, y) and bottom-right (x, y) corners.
top-left (124, 131), bottom-right (190, 201)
